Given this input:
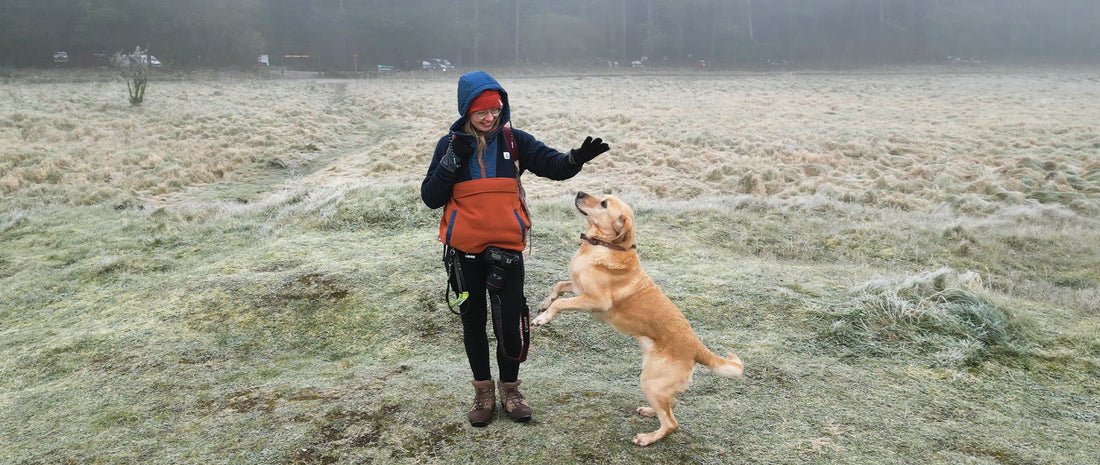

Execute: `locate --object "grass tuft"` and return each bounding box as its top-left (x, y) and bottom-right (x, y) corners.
top-left (819, 268), bottom-right (1034, 367)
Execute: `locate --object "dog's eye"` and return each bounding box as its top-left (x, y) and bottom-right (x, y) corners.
top-left (600, 200), bottom-right (608, 208)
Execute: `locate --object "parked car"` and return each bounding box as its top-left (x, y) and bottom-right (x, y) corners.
top-left (594, 57), bottom-right (618, 69)
top-left (422, 58), bottom-right (454, 71)
top-left (68, 52), bottom-right (111, 67)
top-left (115, 53), bottom-right (163, 68)
top-left (946, 56), bottom-right (984, 65)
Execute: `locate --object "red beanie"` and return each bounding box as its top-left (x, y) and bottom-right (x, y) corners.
top-left (467, 90), bottom-right (502, 115)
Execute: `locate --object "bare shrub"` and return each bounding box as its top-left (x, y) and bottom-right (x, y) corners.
top-left (113, 46), bottom-right (150, 106)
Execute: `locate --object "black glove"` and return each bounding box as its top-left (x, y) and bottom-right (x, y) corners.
top-left (439, 136), bottom-right (475, 173)
top-left (568, 136), bottom-right (610, 165)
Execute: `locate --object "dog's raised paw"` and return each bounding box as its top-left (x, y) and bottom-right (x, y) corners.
top-left (531, 313), bottom-right (552, 326)
top-left (536, 298), bottom-right (554, 311)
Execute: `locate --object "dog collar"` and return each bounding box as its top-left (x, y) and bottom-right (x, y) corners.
top-left (580, 234), bottom-right (635, 251)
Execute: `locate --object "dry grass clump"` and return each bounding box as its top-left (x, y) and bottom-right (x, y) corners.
top-left (820, 268), bottom-right (1034, 367)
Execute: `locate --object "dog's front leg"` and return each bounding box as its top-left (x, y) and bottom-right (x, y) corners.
top-left (532, 293), bottom-right (608, 326)
top-left (536, 281), bottom-right (574, 312)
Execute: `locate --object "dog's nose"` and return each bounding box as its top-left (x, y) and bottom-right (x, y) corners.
top-left (576, 192), bottom-right (589, 200)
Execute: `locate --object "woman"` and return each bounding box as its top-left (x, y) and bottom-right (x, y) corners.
top-left (421, 70), bottom-right (609, 427)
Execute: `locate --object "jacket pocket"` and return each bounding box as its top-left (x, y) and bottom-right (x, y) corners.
top-left (439, 178), bottom-right (530, 253)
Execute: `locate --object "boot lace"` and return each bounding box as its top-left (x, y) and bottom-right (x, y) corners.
top-left (502, 389), bottom-right (528, 409)
top-left (473, 387), bottom-right (494, 410)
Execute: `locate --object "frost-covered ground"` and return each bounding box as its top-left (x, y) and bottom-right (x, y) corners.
top-left (1, 67), bottom-right (1097, 464)
top-left (3, 68), bottom-right (1098, 216)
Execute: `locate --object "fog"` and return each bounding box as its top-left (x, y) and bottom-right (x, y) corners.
top-left (3, 0), bottom-right (1098, 69)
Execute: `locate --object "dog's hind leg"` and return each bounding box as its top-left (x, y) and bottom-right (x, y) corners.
top-left (634, 381), bottom-right (679, 446)
top-left (632, 355), bottom-right (691, 446)
top-left (635, 399), bottom-right (674, 417)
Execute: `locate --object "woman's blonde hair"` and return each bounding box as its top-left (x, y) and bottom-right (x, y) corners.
top-left (462, 117), bottom-right (500, 157)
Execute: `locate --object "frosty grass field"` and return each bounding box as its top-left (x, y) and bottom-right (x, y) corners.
top-left (1, 67), bottom-right (1098, 464)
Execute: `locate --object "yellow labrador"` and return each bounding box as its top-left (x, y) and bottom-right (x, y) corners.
top-left (533, 192), bottom-right (744, 446)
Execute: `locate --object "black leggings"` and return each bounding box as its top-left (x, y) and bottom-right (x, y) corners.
top-left (450, 249), bottom-right (528, 383)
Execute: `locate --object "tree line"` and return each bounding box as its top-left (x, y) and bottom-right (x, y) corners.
top-left (2, 0), bottom-right (1098, 70)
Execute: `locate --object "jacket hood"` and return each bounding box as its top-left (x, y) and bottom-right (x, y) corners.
top-left (452, 71), bottom-right (511, 133)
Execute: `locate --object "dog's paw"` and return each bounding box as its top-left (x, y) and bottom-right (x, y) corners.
top-left (632, 432), bottom-right (659, 447)
top-left (636, 407), bottom-right (657, 417)
top-left (531, 312), bottom-right (552, 326)
top-left (536, 296), bottom-right (555, 311)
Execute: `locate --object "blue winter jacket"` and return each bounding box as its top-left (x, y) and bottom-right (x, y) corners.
top-left (421, 71), bottom-right (582, 253)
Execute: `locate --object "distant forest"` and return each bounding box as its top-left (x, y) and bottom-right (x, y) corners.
top-left (3, 0), bottom-right (1098, 70)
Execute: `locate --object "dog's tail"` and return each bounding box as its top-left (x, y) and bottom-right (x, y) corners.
top-left (697, 349), bottom-right (744, 378)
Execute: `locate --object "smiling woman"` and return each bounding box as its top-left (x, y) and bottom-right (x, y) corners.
top-left (420, 70), bottom-right (611, 427)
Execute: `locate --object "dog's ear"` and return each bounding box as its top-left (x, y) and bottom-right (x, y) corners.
top-left (613, 211), bottom-right (634, 244)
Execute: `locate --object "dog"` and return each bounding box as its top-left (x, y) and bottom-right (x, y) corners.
top-left (533, 192), bottom-right (744, 446)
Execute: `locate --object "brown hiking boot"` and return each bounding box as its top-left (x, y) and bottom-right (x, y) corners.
top-left (498, 380), bottom-right (532, 422)
top-left (468, 379), bottom-right (495, 427)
